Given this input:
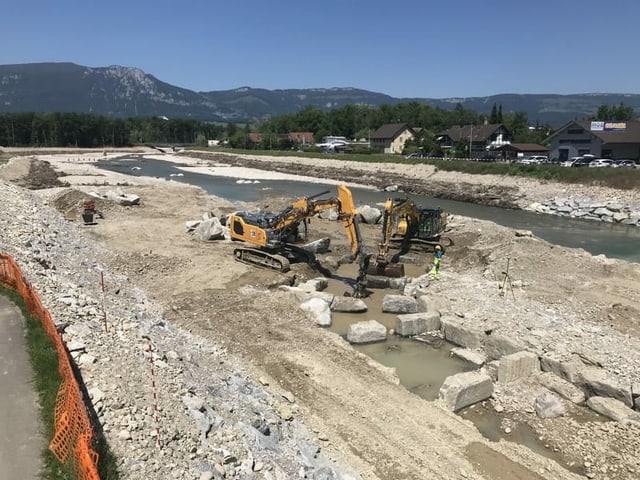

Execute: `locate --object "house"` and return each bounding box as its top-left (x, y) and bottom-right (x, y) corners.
top-left (370, 123), bottom-right (415, 154)
top-left (438, 124), bottom-right (512, 157)
top-left (545, 120), bottom-right (640, 162)
top-left (248, 133), bottom-right (264, 143)
top-left (492, 143), bottom-right (549, 161)
top-left (288, 132), bottom-right (314, 145)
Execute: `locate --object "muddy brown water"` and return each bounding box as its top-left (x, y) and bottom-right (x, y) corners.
top-left (324, 260), bottom-right (605, 475)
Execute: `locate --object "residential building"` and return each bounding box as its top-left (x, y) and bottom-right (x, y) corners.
top-left (438, 124), bottom-right (512, 157)
top-left (370, 123), bottom-right (415, 154)
top-left (545, 120), bottom-right (640, 162)
top-left (289, 132), bottom-right (314, 145)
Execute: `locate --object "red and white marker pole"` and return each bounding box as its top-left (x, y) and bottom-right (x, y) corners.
top-left (145, 338), bottom-right (162, 448)
top-left (100, 271), bottom-right (108, 332)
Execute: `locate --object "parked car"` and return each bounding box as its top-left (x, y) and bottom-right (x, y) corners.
top-left (570, 157), bottom-right (594, 167)
top-left (405, 152), bottom-right (425, 159)
top-left (517, 155), bottom-right (548, 164)
top-left (613, 159), bottom-right (637, 168)
top-left (588, 159), bottom-right (615, 168)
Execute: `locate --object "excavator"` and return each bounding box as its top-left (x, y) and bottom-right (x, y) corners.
top-left (368, 196), bottom-right (453, 277)
top-left (227, 184), bottom-right (379, 297)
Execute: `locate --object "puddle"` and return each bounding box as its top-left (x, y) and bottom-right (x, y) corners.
top-left (317, 260), bottom-right (600, 476)
top-left (459, 399), bottom-right (612, 476)
top-left (323, 260), bottom-right (475, 400)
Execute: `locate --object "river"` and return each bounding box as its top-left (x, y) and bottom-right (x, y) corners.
top-left (98, 156), bottom-right (640, 263)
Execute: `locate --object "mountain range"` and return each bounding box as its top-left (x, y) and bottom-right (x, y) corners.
top-left (0, 62), bottom-right (639, 127)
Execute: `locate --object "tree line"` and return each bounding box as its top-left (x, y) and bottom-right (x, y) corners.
top-left (0, 112), bottom-right (224, 148)
top-left (0, 101), bottom-right (635, 152)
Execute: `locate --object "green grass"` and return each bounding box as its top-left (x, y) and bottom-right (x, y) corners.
top-left (186, 147), bottom-right (640, 190)
top-left (0, 286), bottom-right (119, 480)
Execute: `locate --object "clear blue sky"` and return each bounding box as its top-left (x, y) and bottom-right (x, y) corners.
top-left (4, 0), bottom-right (638, 98)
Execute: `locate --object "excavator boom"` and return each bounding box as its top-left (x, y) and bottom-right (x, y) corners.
top-left (228, 184), bottom-right (372, 297)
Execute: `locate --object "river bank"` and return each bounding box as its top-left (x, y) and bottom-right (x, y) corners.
top-left (176, 151), bottom-right (640, 227)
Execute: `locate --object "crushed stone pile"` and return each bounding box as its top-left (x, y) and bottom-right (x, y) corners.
top-left (0, 178), bottom-right (359, 480)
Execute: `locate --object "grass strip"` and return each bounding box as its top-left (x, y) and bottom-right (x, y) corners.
top-left (0, 286), bottom-right (119, 479)
top-left (187, 147), bottom-right (640, 190)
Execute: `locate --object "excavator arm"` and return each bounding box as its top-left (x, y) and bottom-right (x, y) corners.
top-left (229, 185), bottom-right (372, 297)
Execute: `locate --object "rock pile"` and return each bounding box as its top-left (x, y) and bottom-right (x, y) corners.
top-left (0, 179), bottom-right (360, 480)
top-left (528, 197), bottom-right (640, 226)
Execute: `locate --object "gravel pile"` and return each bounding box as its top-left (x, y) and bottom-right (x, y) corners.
top-left (0, 178), bottom-right (359, 480)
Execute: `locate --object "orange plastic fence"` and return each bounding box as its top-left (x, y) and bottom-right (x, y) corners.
top-left (0, 254), bottom-right (100, 480)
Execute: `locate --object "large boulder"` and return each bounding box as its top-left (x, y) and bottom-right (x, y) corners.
top-left (195, 217), bottom-right (225, 241)
top-left (534, 392), bottom-right (566, 419)
top-left (330, 296), bottom-right (367, 313)
top-left (346, 320), bottom-right (387, 344)
top-left (586, 396), bottom-right (640, 423)
top-left (299, 297), bottom-right (332, 327)
top-left (438, 371), bottom-right (493, 412)
top-left (395, 312), bottom-right (441, 337)
top-left (356, 205), bottom-right (382, 225)
top-left (303, 237), bottom-right (331, 254)
top-left (440, 317), bottom-right (485, 349)
top-left (382, 294), bottom-right (419, 314)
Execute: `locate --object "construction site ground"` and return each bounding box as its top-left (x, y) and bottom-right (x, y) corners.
top-left (2, 148), bottom-right (640, 480)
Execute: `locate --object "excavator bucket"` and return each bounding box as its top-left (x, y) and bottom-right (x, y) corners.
top-left (366, 261), bottom-right (405, 278)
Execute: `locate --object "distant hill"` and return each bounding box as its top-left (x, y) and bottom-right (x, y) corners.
top-left (0, 62), bottom-right (639, 126)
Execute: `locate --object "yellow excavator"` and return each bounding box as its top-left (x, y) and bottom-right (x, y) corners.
top-left (368, 196), bottom-right (453, 277)
top-left (227, 184), bottom-right (377, 297)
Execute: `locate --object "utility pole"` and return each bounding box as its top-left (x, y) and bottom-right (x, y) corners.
top-left (469, 124), bottom-right (473, 158)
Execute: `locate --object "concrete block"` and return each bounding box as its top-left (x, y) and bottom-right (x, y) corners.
top-left (498, 351), bottom-right (540, 384)
top-left (450, 348), bottom-right (486, 367)
top-left (395, 312), bottom-right (440, 337)
top-left (388, 277), bottom-right (408, 291)
top-left (539, 355), bottom-right (582, 383)
top-left (440, 317), bottom-right (485, 349)
top-left (575, 365), bottom-right (633, 407)
top-left (538, 372), bottom-right (586, 404)
top-left (330, 296), bottom-right (367, 313)
top-left (587, 396), bottom-right (640, 423)
top-left (438, 371), bottom-right (493, 412)
top-left (382, 294), bottom-right (419, 314)
top-left (484, 334), bottom-right (526, 361)
top-left (347, 320), bottom-right (387, 344)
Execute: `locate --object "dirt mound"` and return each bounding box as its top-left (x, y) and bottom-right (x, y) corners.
top-left (50, 188), bottom-right (118, 221)
top-left (0, 157), bottom-right (67, 189)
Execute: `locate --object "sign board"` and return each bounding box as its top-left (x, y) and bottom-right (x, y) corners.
top-left (591, 121), bottom-right (627, 132)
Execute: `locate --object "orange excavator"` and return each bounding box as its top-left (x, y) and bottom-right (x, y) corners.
top-left (368, 196), bottom-right (452, 277)
top-left (227, 184), bottom-right (379, 297)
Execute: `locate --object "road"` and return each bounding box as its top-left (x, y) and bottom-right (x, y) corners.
top-left (0, 295), bottom-right (43, 479)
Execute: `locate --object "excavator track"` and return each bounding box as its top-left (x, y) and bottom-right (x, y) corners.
top-left (233, 247), bottom-right (291, 273)
top-left (390, 235), bottom-right (454, 252)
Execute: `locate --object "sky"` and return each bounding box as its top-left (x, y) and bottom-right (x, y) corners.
top-left (3, 0), bottom-right (639, 99)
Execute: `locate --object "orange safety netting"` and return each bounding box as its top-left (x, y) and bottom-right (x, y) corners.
top-left (0, 254), bottom-right (100, 480)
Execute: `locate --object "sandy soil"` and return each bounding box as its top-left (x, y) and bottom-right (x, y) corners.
top-left (5, 148), bottom-right (640, 480)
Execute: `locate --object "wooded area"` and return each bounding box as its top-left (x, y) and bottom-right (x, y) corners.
top-left (1, 100), bottom-right (631, 151)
